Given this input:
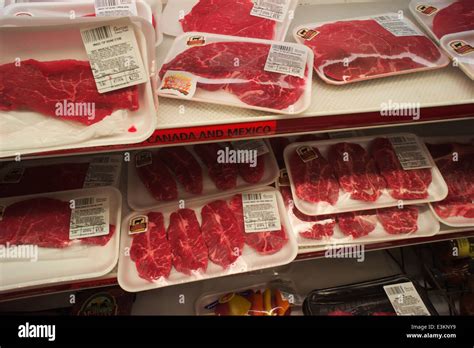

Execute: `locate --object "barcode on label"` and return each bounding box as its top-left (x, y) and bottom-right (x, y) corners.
top-left (81, 26), bottom-right (112, 43)
top-left (95, 0), bottom-right (131, 7)
top-left (273, 44), bottom-right (292, 52)
top-left (385, 285), bottom-right (405, 296)
top-left (246, 193), bottom-right (263, 201)
top-left (390, 136), bottom-right (410, 144)
top-left (74, 197), bottom-right (95, 207)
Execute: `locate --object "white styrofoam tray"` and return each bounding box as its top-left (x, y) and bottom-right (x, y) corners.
top-left (0, 186), bottom-right (122, 292)
top-left (284, 133), bottom-right (449, 216)
top-left (127, 141), bottom-right (280, 211)
top-left (0, 16), bottom-right (157, 158)
top-left (440, 30), bottom-right (474, 81)
top-left (118, 187), bottom-right (298, 292)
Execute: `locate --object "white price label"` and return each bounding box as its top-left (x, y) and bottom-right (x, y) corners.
top-left (388, 135), bottom-right (432, 170)
top-left (69, 196), bottom-right (110, 240)
top-left (94, 0), bottom-right (138, 17)
top-left (242, 192), bottom-right (281, 233)
top-left (384, 282), bottom-right (431, 316)
top-left (251, 0), bottom-right (291, 22)
top-left (83, 155), bottom-right (122, 188)
top-left (232, 140), bottom-right (269, 157)
top-left (373, 15), bottom-right (423, 37)
top-left (81, 23), bottom-right (147, 93)
top-left (265, 43), bottom-right (307, 78)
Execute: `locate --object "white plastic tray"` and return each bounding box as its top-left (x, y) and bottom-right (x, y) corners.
top-left (0, 186), bottom-right (122, 292)
top-left (0, 16), bottom-right (157, 158)
top-left (118, 187), bottom-right (298, 292)
top-left (440, 30), bottom-right (474, 80)
top-left (127, 141), bottom-right (280, 211)
top-left (284, 133), bottom-right (449, 216)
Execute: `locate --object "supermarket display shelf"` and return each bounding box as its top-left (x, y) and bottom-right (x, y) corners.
top-left (9, 0), bottom-right (473, 160)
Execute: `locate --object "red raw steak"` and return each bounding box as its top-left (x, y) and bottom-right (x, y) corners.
top-left (167, 209), bottom-right (208, 275)
top-left (288, 146), bottom-right (339, 205)
top-left (180, 0), bottom-right (276, 40)
top-left (0, 197), bottom-right (114, 248)
top-left (432, 0), bottom-right (474, 39)
top-left (376, 206), bottom-right (419, 234)
top-left (0, 162), bottom-right (89, 198)
top-left (159, 147), bottom-right (203, 195)
top-left (303, 19), bottom-right (442, 82)
top-left (135, 152), bottom-right (178, 201)
top-left (238, 157), bottom-right (266, 184)
top-left (130, 212), bottom-right (172, 281)
top-left (194, 143), bottom-right (238, 190)
top-left (328, 142), bottom-right (386, 202)
top-left (201, 200), bottom-right (244, 268)
top-left (229, 195), bottom-right (288, 255)
top-left (0, 59), bottom-right (139, 125)
top-left (337, 211), bottom-right (377, 238)
top-left (159, 42), bottom-right (306, 110)
top-left (433, 198), bottom-right (474, 218)
top-left (280, 186), bottom-right (335, 240)
top-left (371, 138), bottom-right (432, 200)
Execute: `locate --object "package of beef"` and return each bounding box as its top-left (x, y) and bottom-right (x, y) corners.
top-left (118, 187), bottom-right (297, 292)
top-left (425, 136), bottom-right (474, 227)
top-left (440, 30), bottom-right (474, 80)
top-left (0, 187), bottom-right (121, 292)
top-left (283, 133), bottom-right (448, 216)
top-left (410, 0), bottom-right (474, 41)
top-left (278, 182), bottom-right (439, 248)
top-left (157, 32), bottom-right (313, 114)
top-left (1, 0), bottom-right (163, 46)
top-left (0, 16), bottom-right (157, 158)
top-left (0, 154), bottom-right (122, 198)
top-left (127, 140), bottom-right (279, 211)
top-left (161, 0), bottom-right (297, 41)
top-left (303, 275), bottom-right (437, 316)
top-left (195, 280), bottom-right (302, 316)
top-left (294, 13), bottom-right (449, 85)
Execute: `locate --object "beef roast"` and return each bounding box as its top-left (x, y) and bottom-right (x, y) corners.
top-left (130, 212), bottom-right (172, 281)
top-left (180, 0), bottom-right (276, 40)
top-left (288, 146), bottom-right (339, 205)
top-left (159, 42), bottom-right (306, 110)
top-left (371, 138), bottom-right (432, 200)
top-left (200, 200), bottom-right (244, 268)
top-left (432, 0), bottom-right (474, 39)
top-left (0, 59), bottom-right (139, 125)
top-left (167, 209), bottom-right (208, 275)
top-left (159, 147), bottom-right (203, 195)
top-left (376, 206), bottom-right (419, 234)
top-left (337, 211), bottom-right (377, 238)
top-left (328, 142), bottom-right (386, 202)
top-left (303, 19), bottom-right (442, 82)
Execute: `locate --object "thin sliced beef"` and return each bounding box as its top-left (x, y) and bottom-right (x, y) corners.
top-left (193, 143), bottom-right (238, 190)
top-left (167, 209), bottom-right (208, 275)
top-left (433, 198), bottom-right (474, 219)
top-left (159, 147), bottom-right (203, 195)
top-left (303, 19), bottom-right (442, 82)
top-left (180, 0), bottom-right (276, 40)
top-left (159, 42), bottom-right (307, 110)
top-left (201, 200), bottom-right (244, 268)
top-left (337, 211), bottom-right (377, 238)
top-left (130, 212), bottom-right (172, 281)
top-left (0, 59), bottom-right (139, 125)
top-left (328, 142), bottom-right (386, 202)
top-left (376, 206), bottom-right (419, 234)
top-left (135, 152), bottom-right (178, 201)
top-left (238, 157), bottom-right (265, 184)
top-left (288, 146), bottom-right (339, 204)
top-left (432, 0), bottom-right (474, 39)
top-left (371, 138), bottom-right (432, 200)
top-left (0, 163), bottom-right (89, 198)
top-left (229, 195), bottom-right (288, 255)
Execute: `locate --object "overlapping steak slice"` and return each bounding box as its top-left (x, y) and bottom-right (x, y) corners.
top-left (371, 138), bottom-right (432, 200)
top-left (432, 0), bottom-right (474, 39)
top-left (229, 195), bottom-right (288, 255)
top-left (159, 147), bottom-right (203, 195)
top-left (130, 212), bottom-right (172, 281)
top-left (193, 143), bottom-right (238, 190)
top-left (201, 200), bottom-right (244, 268)
top-left (288, 145), bottom-right (339, 204)
top-left (167, 209), bottom-right (208, 275)
top-left (337, 211), bottom-right (377, 238)
top-left (376, 206), bottom-right (419, 234)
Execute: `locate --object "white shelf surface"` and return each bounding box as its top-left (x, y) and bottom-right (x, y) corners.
top-left (155, 0), bottom-right (474, 130)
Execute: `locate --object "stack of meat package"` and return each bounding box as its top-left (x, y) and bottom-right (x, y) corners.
top-left (277, 134), bottom-right (448, 247)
